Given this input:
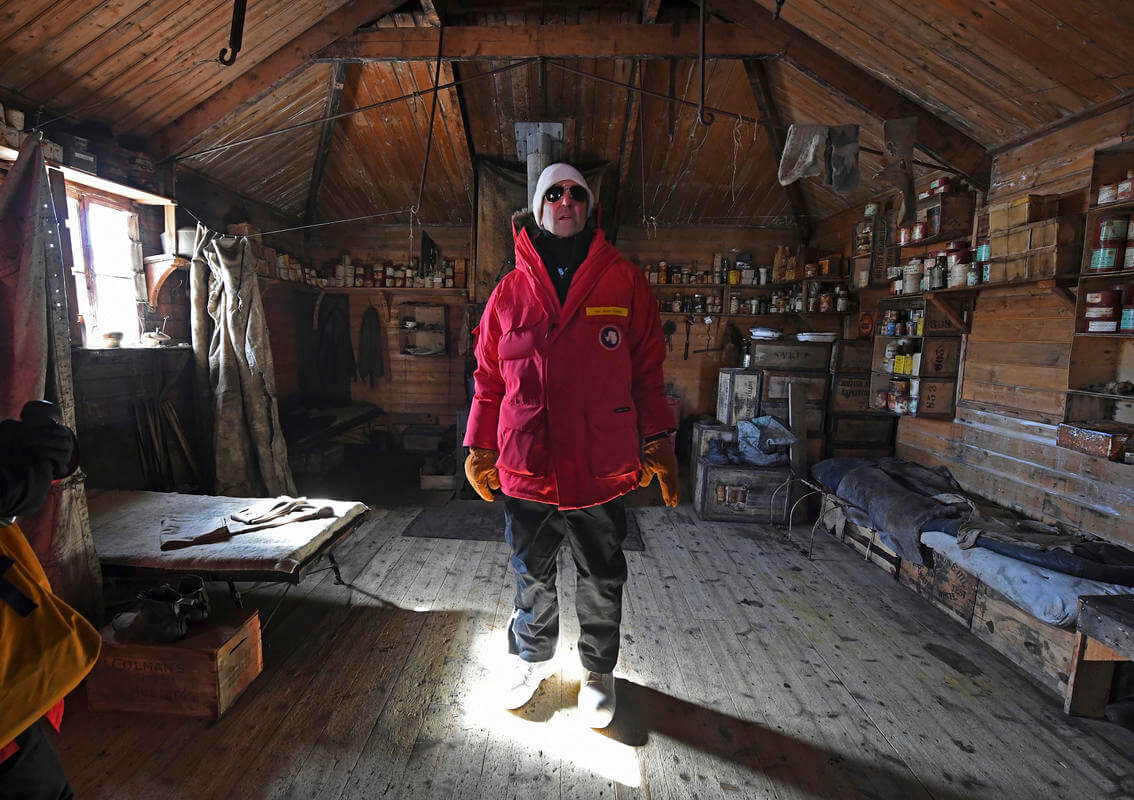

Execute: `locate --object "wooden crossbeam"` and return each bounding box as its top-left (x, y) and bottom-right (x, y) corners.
top-left (744, 59), bottom-right (808, 241)
top-left (304, 63), bottom-right (347, 228)
top-left (155, 0), bottom-right (403, 159)
top-left (315, 22), bottom-right (780, 61)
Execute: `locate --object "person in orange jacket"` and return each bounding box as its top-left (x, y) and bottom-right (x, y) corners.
top-left (0, 406), bottom-right (82, 800)
top-left (464, 163), bottom-right (679, 728)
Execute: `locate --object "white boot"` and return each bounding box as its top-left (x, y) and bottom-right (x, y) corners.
top-left (501, 656), bottom-right (557, 709)
top-left (578, 670), bottom-right (616, 728)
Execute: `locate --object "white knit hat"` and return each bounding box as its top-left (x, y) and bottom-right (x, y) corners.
top-left (532, 163), bottom-right (594, 229)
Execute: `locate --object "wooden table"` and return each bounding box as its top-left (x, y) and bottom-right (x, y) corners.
top-left (1064, 595), bottom-right (1134, 716)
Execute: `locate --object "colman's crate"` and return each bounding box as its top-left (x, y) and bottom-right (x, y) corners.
top-left (86, 608), bottom-right (262, 719)
top-left (693, 457), bottom-right (791, 523)
top-left (716, 368), bottom-right (762, 426)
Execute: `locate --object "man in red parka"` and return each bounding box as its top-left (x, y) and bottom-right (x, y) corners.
top-left (464, 163), bottom-right (679, 728)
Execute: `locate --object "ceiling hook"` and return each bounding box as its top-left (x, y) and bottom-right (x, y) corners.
top-left (218, 0), bottom-right (248, 66)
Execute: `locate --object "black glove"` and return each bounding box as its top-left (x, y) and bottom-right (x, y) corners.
top-left (0, 408), bottom-right (78, 519)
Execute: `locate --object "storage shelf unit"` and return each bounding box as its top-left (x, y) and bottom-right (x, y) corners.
top-left (1063, 144), bottom-right (1134, 429)
top-left (868, 295), bottom-right (966, 418)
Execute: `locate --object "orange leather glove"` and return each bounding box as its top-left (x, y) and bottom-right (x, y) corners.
top-left (639, 437), bottom-right (679, 507)
top-left (464, 447), bottom-right (501, 502)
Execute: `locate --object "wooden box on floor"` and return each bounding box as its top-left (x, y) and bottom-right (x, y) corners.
top-left (86, 608), bottom-right (262, 719)
top-left (690, 420), bottom-right (736, 463)
top-left (693, 457), bottom-right (791, 523)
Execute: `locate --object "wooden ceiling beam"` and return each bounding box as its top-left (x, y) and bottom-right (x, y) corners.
top-left (315, 21), bottom-right (780, 61)
top-left (612, 62), bottom-right (644, 243)
top-left (744, 60), bottom-right (809, 242)
top-left (154, 0), bottom-right (403, 159)
top-left (710, 0), bottom-right (991, 190)
top-left (304, 63), bottom-right (348, 228)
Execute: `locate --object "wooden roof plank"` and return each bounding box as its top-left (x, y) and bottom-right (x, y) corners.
top-left (711, 0), bottom-right (991, 188)
top-left (155, 0), bottom-right (402, 158)
top-left (745, 59), bottom-right (808, 239)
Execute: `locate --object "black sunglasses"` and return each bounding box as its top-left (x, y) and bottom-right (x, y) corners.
top-left (544, 184), bottom-right (588, 204)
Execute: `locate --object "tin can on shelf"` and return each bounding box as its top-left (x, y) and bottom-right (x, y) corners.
top-left (1098, 183), bottom-right (1118, 205)
top-left (912, 222), bottom-right (926, 242)
top-left (1088, 213), bottom-right (1130, 272)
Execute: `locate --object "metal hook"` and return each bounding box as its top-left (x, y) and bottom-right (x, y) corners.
top-left (218, 0), bottom-right (248, 66)
top-left (697, 0), bottom-right (715, 126)
top-left (773, 0), bottom-right (788, 21)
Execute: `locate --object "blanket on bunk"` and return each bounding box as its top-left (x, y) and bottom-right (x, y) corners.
top-left (921, 531), bottom-right (1134, 627)
top-left (822, 457), bottom-right (969, 565)
top-left (814, 456), bottom-right (1134, 586)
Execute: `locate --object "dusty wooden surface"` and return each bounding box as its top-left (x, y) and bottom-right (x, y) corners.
top-left (55, 505), bottom-right (1134, 799)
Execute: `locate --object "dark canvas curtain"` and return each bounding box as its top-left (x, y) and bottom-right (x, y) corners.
top-left (190, 225), bottom-right (295, 497)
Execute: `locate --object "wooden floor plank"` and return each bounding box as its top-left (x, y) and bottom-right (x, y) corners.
top-left (58, 504), bottom-right (1134, 800)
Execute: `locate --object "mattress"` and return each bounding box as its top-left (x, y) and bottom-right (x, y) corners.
top-left (88, 490), bottom-right (367, 578)
top-left (920, 530), bottom-right (1134, 628)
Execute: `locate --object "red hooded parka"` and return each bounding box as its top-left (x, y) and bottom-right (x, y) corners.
top-left (463, 214), bottom-right (673, 510)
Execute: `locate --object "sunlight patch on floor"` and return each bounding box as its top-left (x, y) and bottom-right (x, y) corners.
top-left (461, 625), bottom-right (642, 787)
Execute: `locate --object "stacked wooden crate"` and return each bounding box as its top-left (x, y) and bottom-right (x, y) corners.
top-left (749, 341), bottom-right (831, 465)
top-left (693, 342), bottom-right (832, 522)
top-left (985, 194), bottom-right (1083, 282)
top-left (825, 339), bottom-right (897, 459)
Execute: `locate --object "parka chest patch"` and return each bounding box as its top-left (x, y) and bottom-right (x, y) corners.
top-left (599, 325), bottom-right (622, 350)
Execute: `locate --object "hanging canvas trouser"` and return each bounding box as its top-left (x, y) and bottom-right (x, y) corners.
top-left (503, 496), bottom-right (628, 674)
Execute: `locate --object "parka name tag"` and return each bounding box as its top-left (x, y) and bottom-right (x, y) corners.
top-left (586, 306), bottom-right (629, 317)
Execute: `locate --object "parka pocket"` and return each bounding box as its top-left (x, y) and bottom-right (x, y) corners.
top-left (497, 402), bottom-right (549, 478)
top-left (585, 405), bottom-right (640, 479)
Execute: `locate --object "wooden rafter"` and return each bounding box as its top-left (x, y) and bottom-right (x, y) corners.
top-left (744, 59), bottom-right (809, 241)
top-left (710, 0), bottom-right (990, 189)
top-left (315, 22), bottom-right (782, 61)
top-left (304, 63), bottom-right (348, 228)
top-left (613, 62), bottom-right (644, 243)
top-left (154, 0), bottom-right (403, 159)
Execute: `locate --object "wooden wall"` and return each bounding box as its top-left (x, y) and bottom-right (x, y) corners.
top-left (616, 225), bottom-right (839, 418)
top-left (72, 348), bottom-right (197, 491)
top-left (892, 103), bottom-right (1134, 547)
top-left (308, 225), bottom-right (473, 270)
top-left (259, 282), bottom-right (468, 424)
top-left (346, 289), bottom-right (468, 424)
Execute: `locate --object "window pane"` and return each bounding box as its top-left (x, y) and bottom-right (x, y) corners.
top-left (93, 276), bottom-right (139, 341)
top-left (87, 202), bottom-right (134, 277)
top-left (65, 197), bottom-right (89, 323)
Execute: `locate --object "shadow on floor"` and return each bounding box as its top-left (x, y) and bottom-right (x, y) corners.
top-left (514, 676), bottom-right (984, 800)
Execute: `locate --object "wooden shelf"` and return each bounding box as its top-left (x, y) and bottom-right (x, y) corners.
top-left (1087, 198), bottom-right (1134, 216)
top-left (259, 277), bottom-right (466, 295)
top-left (1078, 268), bottom-right (1134, 282)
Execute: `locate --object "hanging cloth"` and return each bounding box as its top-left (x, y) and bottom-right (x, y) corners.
top-left (777, 124), bottom-right (828, 186)
top-left (316, 303), bottom-right (356, 388)
top-left (825, 124), bottom-right (861, 196)
top-left (190, 225), bottom-right (295, 497)
top-left (358, 305), bottom-right (385, 386)
top-left (0, 137), bottom-right (101, 621)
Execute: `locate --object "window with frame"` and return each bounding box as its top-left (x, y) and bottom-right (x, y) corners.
top-left (64, 188), bottom-right (143, 345)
